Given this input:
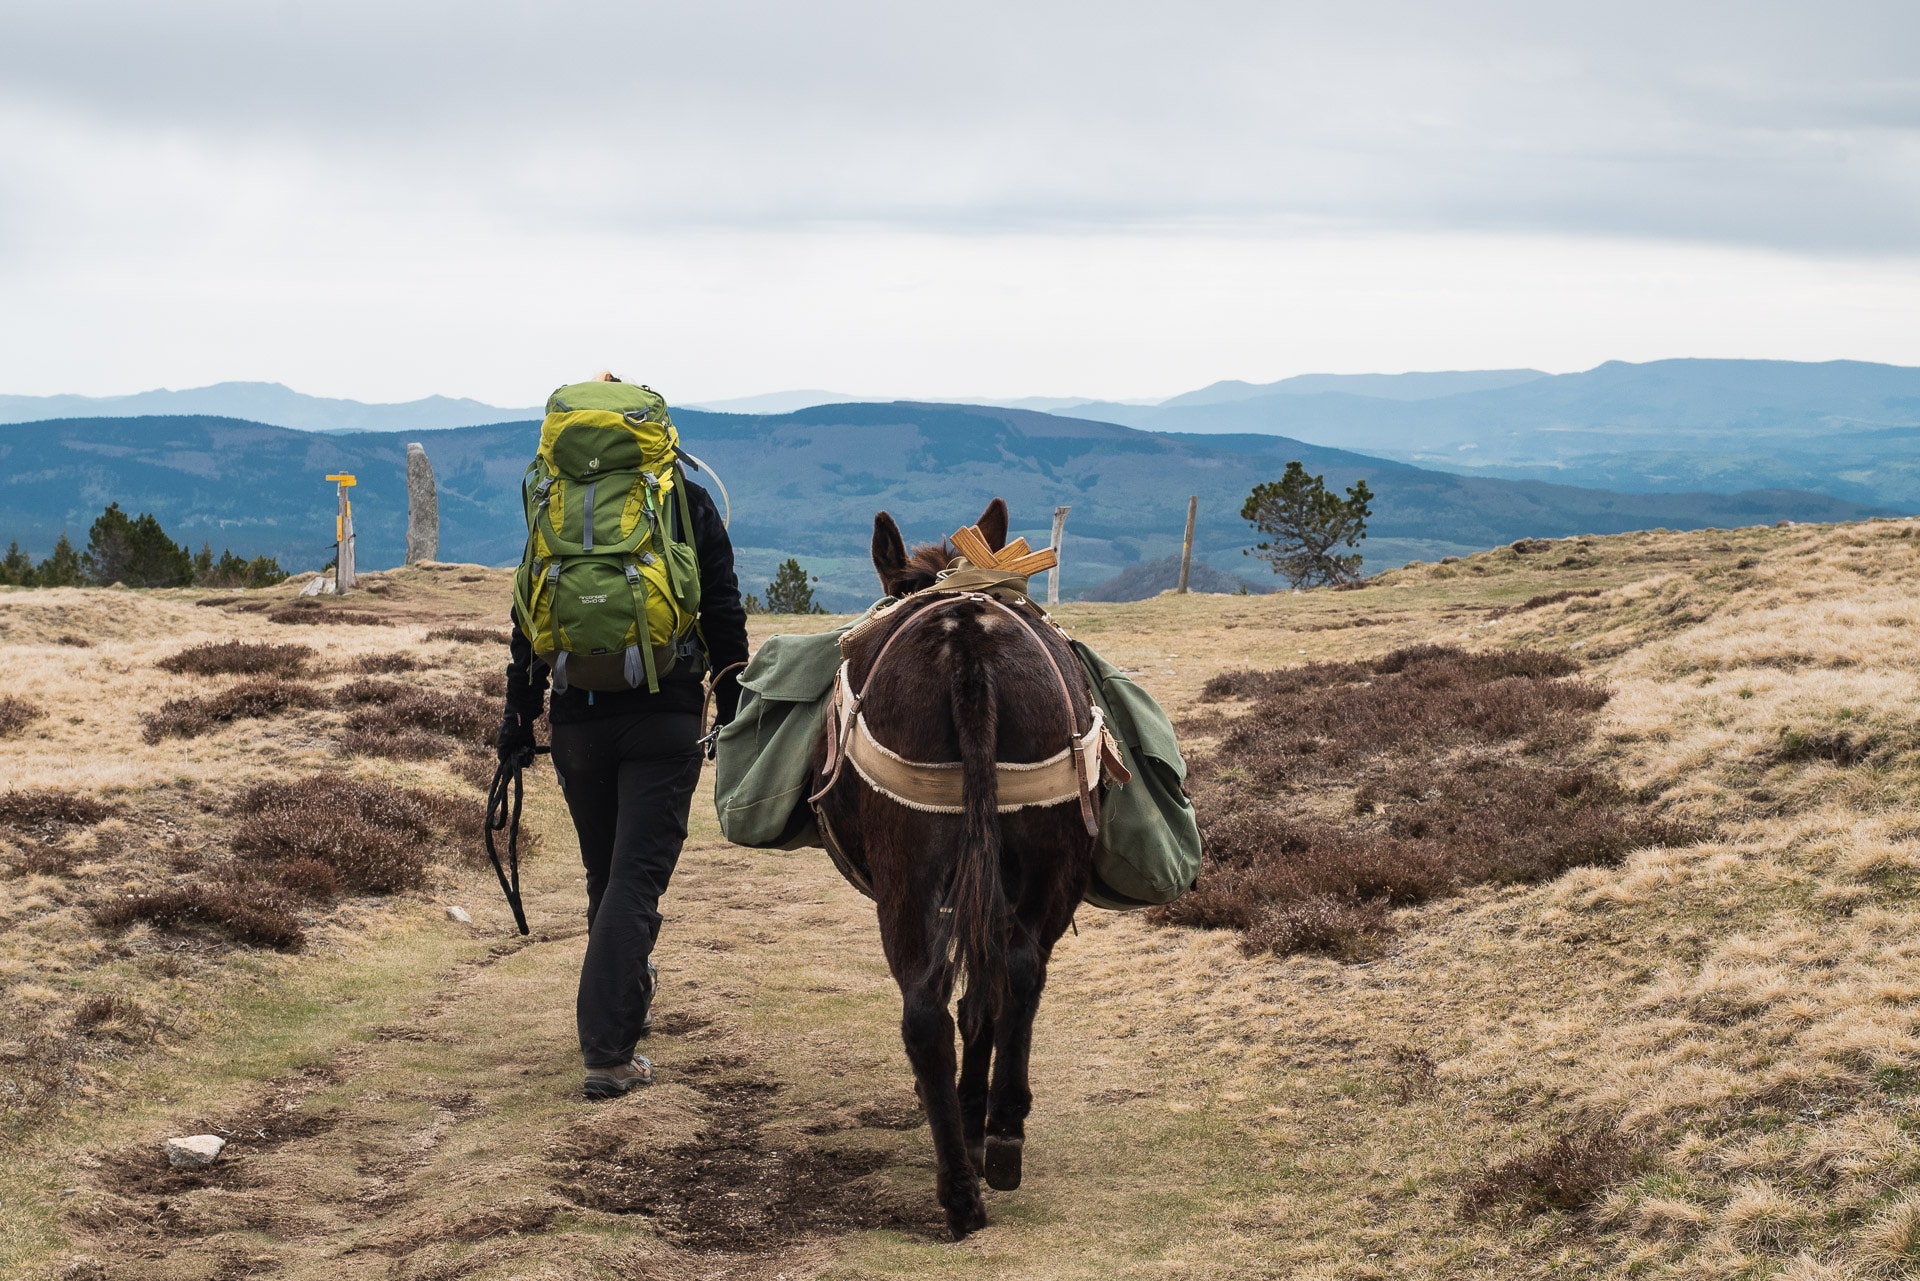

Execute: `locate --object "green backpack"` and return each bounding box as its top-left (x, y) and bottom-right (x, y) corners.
top-left (511, 381), bottom-right (703, 693)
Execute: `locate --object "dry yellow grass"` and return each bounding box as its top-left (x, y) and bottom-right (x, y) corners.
top-left (5, 521), bottom-right (1920, 1278)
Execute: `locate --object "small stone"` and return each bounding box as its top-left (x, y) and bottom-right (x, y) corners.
top-left (164, 1135), bottom-right (225, 1169)
top-left (445, 906), bottom-right (472, 924)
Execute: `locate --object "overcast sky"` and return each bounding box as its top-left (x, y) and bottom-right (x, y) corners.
top-left (2, 0), bottom-right (1917, 404)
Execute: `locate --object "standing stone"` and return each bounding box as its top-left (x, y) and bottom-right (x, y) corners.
top-left (406, 443), bottom-right (439, 566)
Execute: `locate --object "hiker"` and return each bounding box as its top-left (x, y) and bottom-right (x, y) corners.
top-left (496, 371), bottom-right (748, 1100)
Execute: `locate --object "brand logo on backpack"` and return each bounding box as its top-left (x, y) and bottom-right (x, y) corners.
top-left (586, 457), bottom-right (600, 471)
top-left (579, 594), bottom-right (609, 604)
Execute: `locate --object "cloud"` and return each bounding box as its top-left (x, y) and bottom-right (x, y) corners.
top-left (3, 0), bottom-right (1916, 248)
top-left (0, 1), bottom-right (1917, 399)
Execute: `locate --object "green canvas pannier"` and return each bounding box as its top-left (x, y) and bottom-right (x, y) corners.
top-left (712, 618), bottom-right (1201, 909)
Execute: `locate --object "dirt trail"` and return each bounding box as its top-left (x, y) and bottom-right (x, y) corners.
top-left (54, 773), bottom-right (956, 1279)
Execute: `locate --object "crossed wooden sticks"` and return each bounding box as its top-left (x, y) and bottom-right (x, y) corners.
top-left (950, 525), bottom-right (1059, 577)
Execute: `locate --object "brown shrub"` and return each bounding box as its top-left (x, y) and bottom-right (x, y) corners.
top-left (156, 640), bottom-right (314, 677)
top-left (333, 677), bottom-right (411, 705)
top-left (141, 677), bottom-right (326, 742)
top-left (7, 840), bottom-right (78, 878)
top-left (229, 776), bottom-right (485, 889)
top-left (1459, 1129), bottom-right (1639, 1220)
top-left (0, 789), bottom-right (113, 828)
top-left (92, 885), bottom-right (305, 951)
top-left (1775, 727), bottom-right (1882, 767)
top-left (473, 668), bottom-right (507, 697)
top-left (55, 634), bottom-right (92, 647)
top-left (267, 601), bottom-right (392, 626)
top-left (338, 729), bottom-right (452, 761)
top-left (1488, 589), bottom-right (1603, 620)
top-left (353, 652), bottom-right (424, 674)
top-left (343, 687), bottom-right (499, 745)
top-left (0, 695), bottom-right (43, 738)
top-left (1162, 646), bottom-right (1689, 957)
top-left (427, 626), bottom-right (510, 645)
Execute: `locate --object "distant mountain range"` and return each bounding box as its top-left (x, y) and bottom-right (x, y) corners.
top-left (12, 359), bottom-right (1919, 511)
top-left (0, 404), bottom-right (1892, 610)
top-left (0, 382), bottom-right (540, 433)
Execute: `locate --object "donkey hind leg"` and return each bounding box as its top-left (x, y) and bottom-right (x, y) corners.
top-left (902, 981), bottom-right (988, 1239)
top-left (982, 932), bottom-right (1049, 1192)
top-left (957, 987), bottom-right (995, 1173)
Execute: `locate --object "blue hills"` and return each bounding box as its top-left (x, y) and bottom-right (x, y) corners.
top-left (0, 402), bottom-right (1892, 610)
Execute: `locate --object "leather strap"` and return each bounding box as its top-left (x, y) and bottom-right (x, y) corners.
top-left (810, 591), bottom-right (1103, 837)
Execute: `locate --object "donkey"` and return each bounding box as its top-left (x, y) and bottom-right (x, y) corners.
top-left (812, 498), bottom-right (1099, 1240)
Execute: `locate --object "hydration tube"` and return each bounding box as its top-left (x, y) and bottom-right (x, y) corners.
top-left (677, 450), bottom-right (731, 529)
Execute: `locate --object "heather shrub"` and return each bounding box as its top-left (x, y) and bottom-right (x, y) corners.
top-left (0, 789), bottom-right (113, 828)
top-left (0, 695), bottom-right (43, 738)
top-left (142, 677), bottom-right (326, 742)
top-left (427, 626), bottom-right (509, 645)
top-left (1460, 1130), bottom-right (1639, 1220)
top-left (345, 687), bottom-right (495, 745)
top-left (156, 640), bottom-right (314, 677)
top-left (229, 776), bottom-right (485, 890)
top-left (353, 652), bottom-right (424, 674)
top-left (92, 884), bottom-right (305, 951)
top-left (1163, 646), bottom-right (1691, 957)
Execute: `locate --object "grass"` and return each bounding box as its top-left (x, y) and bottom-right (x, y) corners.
top-left (11, 528), bottom-right (1920, 1277)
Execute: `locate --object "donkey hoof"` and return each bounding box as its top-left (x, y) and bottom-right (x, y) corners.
top-left (983, 1136), bottom-right (1024, 1191)
top-left (946, 1195), bottom-right (988, 1240)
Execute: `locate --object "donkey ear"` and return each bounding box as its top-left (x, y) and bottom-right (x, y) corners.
top-left (977, 498), bottom-right (1009, 553)
top-left (872, 512), bottom-right (907, 590)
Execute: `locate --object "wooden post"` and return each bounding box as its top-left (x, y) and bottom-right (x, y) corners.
top-left (327, 473), bottom-right (357, 592)
top-left (1176, 495), bottom-right (1198, 593)
top-left (1048, 505), bottom-right (1070, 606)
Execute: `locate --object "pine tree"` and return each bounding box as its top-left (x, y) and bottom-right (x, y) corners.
top-left (82, 504), bottom-right (193, 587)
top-left (1241, 462), bottom-right (1373, 588)
top-left (0, 541), bottom-right (33, 587)
top-left (35, 534), bottom-right (83, 587)
top-left (192, 542), bottom-right (215, 584)
top-left (763, 558), bottom-right (825, 614)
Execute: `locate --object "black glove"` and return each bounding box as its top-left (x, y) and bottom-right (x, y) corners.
top-left (496, 710), bottom-right (537, 769)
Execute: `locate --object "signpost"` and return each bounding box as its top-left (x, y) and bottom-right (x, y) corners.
top-left (1177, 495), bottom-right (1198, 593)
top-left (326, 473), bottom-right (357, 593)
top-left (1048, 505), bottom-right (1070, 606)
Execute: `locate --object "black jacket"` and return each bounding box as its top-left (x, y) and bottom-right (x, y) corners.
top-left (506, 477), bottom-right (748, 727)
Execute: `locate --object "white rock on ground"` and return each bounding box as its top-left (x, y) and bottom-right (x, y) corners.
top-left (165, 1135), bottom-right (226, 1169)
top-left (445, 906), bottom-right (472, 923)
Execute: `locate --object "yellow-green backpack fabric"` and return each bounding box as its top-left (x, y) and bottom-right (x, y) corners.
top-left (511, 381), bottom-right (703, 693)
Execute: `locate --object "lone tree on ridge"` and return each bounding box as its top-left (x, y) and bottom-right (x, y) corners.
top-left (1241, 462), bottom-right (1374, 588)
top-left (763, 557), bottom-right (826, 614)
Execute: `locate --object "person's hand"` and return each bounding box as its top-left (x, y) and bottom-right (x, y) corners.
top-left (497, 710), bottom-right (537, 769)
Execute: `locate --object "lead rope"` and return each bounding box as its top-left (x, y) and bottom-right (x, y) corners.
top-left (697, 660), bottom-right (750, 759)
top-left (485, 745), bottom-right (550, 936)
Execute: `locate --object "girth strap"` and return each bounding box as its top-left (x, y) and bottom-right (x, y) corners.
top-left (808, 592), bottom-right (1124, 837)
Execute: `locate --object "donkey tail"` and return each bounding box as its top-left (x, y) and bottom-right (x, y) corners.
top-left (949, 647), bottom-right (1007, 1012)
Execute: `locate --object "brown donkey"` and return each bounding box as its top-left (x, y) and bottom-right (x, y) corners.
top-left (812, 498), bottom-right (1100, 1240)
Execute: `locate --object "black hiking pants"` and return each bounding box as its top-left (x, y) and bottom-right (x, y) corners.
top-left (548, 709), bottom-right (703, 1069)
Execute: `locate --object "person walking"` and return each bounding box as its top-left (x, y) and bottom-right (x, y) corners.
top-left (496, 372), bottom-right (748, 1100)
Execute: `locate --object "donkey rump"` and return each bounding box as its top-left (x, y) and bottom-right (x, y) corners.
top-left (712, 615), bottom-right (1199, 908)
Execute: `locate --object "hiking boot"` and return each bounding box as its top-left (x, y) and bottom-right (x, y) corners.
top-left (638, 960), bottom-right (658, 1039)
top-left (583, 1057), bottom-right (654, 1100)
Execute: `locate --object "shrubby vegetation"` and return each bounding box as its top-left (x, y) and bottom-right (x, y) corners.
top-left (0, 503), bottom-right (286, 589)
